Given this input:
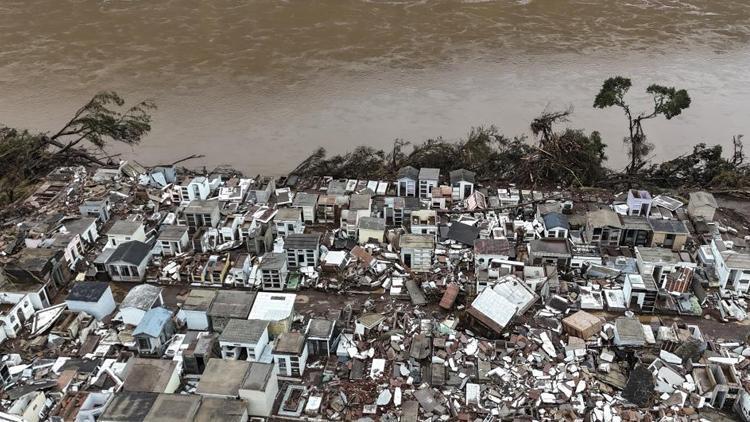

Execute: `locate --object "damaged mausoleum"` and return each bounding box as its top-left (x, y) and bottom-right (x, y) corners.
top-left (1, 162), bottom-right (750, 421)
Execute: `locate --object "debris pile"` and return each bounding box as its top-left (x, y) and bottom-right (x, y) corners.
top-left (0, 162), bottom-right (749, 421)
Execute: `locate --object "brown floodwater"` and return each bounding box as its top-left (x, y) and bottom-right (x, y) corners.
top-left (1, 0), bottom-right (749, 175)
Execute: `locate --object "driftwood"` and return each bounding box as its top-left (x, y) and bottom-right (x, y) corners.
top-left (171, 154), bottom-right (206, 166)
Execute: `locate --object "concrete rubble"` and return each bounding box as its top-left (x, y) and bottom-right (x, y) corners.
top-left (0, 164), bottom-right (749, 420)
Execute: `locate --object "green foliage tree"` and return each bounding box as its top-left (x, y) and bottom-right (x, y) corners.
top-left (290, 126), bottom-right (529, 181)
top-left (290, 118), bottom-right (607, 189)
top-left (43, 91), bottom-right (155, 154)
top-left (0, 92), bottom-right (155, 203)
top-left (593, 77), bottom-right (690, 175)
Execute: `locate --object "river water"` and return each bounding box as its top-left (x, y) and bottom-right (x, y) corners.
top-left (1, 0), bottom-right (749, 175)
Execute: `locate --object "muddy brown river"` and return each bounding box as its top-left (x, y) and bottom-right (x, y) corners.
top-left (1, 0), bottom-right (749, 175)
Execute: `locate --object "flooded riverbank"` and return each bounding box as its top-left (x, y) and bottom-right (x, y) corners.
top-left (1, 0), bottom-right (749, 174)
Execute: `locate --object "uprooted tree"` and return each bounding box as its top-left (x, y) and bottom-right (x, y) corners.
top-left (291, 126), bottom-right (532, 182)
top-left (526, 108), bottom-right (608, 187)
top-left (593, 76), bottom-right (691, 176)
top-left (643, 135), bottom-right (749, 189)
top-left (0, 91), bottom-right (155, 203)
top-left (291, 110), bottom-right (609, 188)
